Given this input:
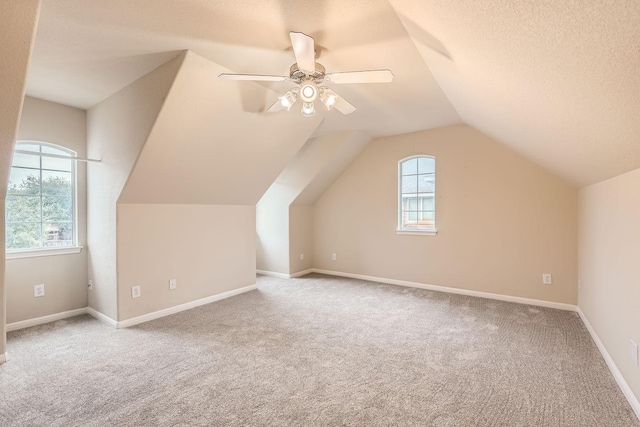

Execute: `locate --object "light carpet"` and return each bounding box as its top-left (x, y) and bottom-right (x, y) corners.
top-left (1, 273), bottom-right (638, 426)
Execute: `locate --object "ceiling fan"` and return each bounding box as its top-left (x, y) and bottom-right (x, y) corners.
top-left (219, 32), bottom-right (394, 117)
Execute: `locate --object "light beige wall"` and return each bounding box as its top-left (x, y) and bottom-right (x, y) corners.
top-left (579, 167), bottom-right (640, 401)
top-left (7, 97), bottom-right (88, 323)
top-left (314, 125), bottom-right (578, 304)
top-left (256, 132), bottom-right (372, 275)
top-left (0, 0), bottom-right (41, 359)
top-left (289, 205), bottom-right (313, 273)
top-left (256, 188), bottom-right (290, 274)
top-left (116, 204), bottom-right (256, 320)
top-left (86, 54), bottom-right (184, 320)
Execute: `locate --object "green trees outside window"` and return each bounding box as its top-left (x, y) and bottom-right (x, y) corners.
top-left (6, 142), bottom-right (75, 251)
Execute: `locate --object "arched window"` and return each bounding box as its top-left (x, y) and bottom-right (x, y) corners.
top-left (6, 141), bottom-right (76, 251)
top-left (398, 155), bottom-right (436, 233)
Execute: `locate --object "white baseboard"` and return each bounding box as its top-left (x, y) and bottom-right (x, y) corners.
top-left (256, 269), bottom-right (291, 279)
top-left (256, 268), bottom-right (316, 279)
top-left (6, 308), bottom-right (88, 332)
top-left (3, 284), bottom-right (259, 332)
top-left (312, 269), bottom-right (578, 312)
top-left (291, 268), bottom-right (314, 278)
top-left (86, 307), bottom-right (118, 328)
top-left (116, 284), bottom-right (258, 329)
top-left (0, 352), bottom-right (7, 364)
top-left (577, 307), bottom-right (640, 421)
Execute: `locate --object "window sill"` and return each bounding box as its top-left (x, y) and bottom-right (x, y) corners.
top-left (6, 246), bottom-right (83, 260)
top-left (395, 229), bottom-right (438, 236)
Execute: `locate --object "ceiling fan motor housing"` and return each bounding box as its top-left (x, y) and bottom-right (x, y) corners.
top-left (290, 62), bottom-right (326, 84)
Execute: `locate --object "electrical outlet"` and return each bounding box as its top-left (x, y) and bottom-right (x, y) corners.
top-left (88, 280), bottom-right (93, 290)
top-left (300, 253), bottom-right (304, 260)
top-left (169, 279), bottom-right (177, 290)
top-left (542, 273), bottom-right (552, 285)
top-left (578, 279), bottom-right (581, 292)
top-left (332, 253), bottom-right (337, 261)
top-left (631, 340), bottom-right (639, 366)
top-left (131, 285), bottom-right (141, 299)
top-left (34, 284), bottom-right (45, 298)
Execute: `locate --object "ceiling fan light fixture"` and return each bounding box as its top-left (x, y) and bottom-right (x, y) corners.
top-left (300, 81), bottom-right (318, 103)
top-left (280, 89), bottom-right (298, 111)
top-left (301, 101), bottom-right (316, 117)
top-left (319, 88), bottom-right (338, 110)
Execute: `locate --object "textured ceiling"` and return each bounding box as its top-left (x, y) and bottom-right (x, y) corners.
top-left (390, 0), bottom-right (640, 187)
top-left (26, 0), bottom-right (640, 186)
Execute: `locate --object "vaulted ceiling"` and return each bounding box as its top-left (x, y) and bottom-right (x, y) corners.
top-left (26, 0), bottom-right (640, 187)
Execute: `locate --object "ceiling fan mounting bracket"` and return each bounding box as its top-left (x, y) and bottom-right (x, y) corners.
top-left (289, 62), bottom-right (326, 84)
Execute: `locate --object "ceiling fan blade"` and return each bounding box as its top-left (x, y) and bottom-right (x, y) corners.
top-left (289, 32), bottom-right (316, 74)
top-left (219, 73), bottom-right (288, 82)
top-left (333, 96), bottom-right (356, 115)
top-left (326, 69), bottom-right (394, 84)
top-left (267, 98), bottom-right (285, 112)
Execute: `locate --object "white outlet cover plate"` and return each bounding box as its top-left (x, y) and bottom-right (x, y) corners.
top-left (542, 274), bottom-right (552, 285)
top-left (631, 340), bottom-right (639, 365)
top-left (131, 286), bottom-right (141, 298)
top-left (169, 279), bottom-right (177, 290)
top-left (34, 284), bottom-right (45, 297)
top-left (332, 253), bottom-right (337, 261)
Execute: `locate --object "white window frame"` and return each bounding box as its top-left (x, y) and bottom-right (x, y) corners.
top-left (5, 140), bottom-right (81, 258)
top-left (396, 155), bottom-right (437, 236)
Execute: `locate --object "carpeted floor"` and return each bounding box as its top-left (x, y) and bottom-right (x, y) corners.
top-left (1, 273), bottom-right (638, 426)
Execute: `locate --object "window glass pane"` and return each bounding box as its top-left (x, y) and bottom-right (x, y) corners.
top-left (418, 174), bottom-right (435, 193)
top-left (6, 222), bottom-right (42, 250)
top-left (42, 221), bottom-right (73, 247)
top-left (417, 211), bottom-right (435, 229)
top-left (418, 157), bottom-right (435, 174)
top-left (6, 142), bottom-right (76, 250)
top-left (42, 170), bottom-right (72, 195)
top-left (403, 195), bottom-right (418, 211)
top-left (12, 152), bottom-right (40, 169)
top-left (43, 196), bottom-right (73, 221)
top-left (401, 158), bottom-right (418, 175)
top-left (6, 195), bottom-right (41, 223)
top-left (15, 143), bottom-right (40, 153)
top-left (42, 156), bottom-right (72, 172)
top-left (402, 212), bottom-right (418, 228)
top-left (401, 175), bottom-right (418, 194)
top-left (41, 145), bottom-right (71, 155)
top-left (399, 155), bottom-right (436, 231)
top-left (8, 167), bottom-right (40, 195)
top-left (418, 195), bottom-right (435, 211)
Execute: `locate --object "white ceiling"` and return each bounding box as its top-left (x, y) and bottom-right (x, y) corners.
top-left (26, 0), bottom-right (640, 187)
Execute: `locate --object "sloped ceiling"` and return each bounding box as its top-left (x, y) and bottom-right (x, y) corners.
top-left (0, 1), bottom-right (41, 197)
top-left (259, 131), bottom-right (372, 207)
top-left (26, 0), bottom-right (460, 138)
top-left (25, 1), bottom-right (640, 187)
top-left (390, 0), bottom-right (640, 187)
top-left (118, 51), bottom-right (323, 205)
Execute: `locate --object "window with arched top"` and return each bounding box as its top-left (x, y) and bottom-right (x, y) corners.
top-left (6, 141), bottom-right (76, 251)
top-left (398, 155), bottom-right (436, 233)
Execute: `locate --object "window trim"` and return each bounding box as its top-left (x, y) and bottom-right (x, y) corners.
top-left (6, 140), bottom-right (80, 256)
top-left (6, 246), bottom-right (83, 260)
top-left (397, 155), bottom-right (437, 235)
